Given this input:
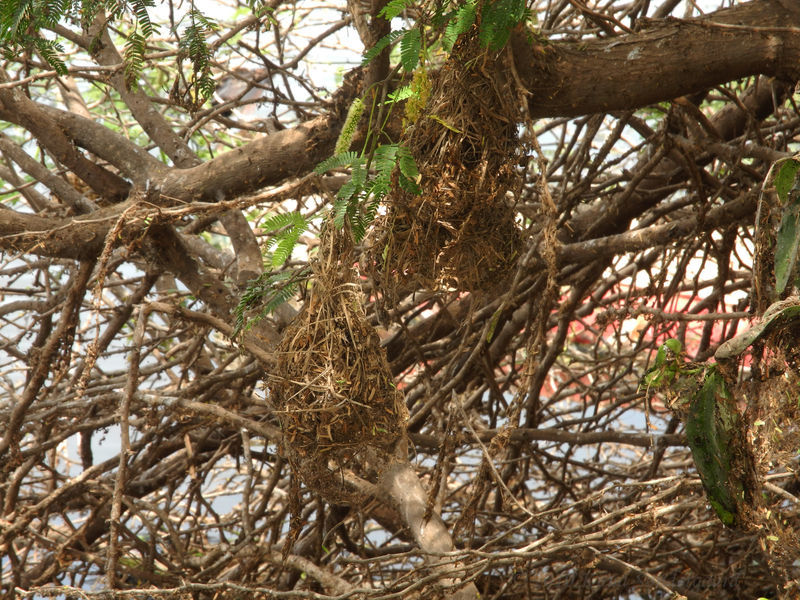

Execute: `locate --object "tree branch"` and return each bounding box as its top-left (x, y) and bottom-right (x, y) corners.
top-left (512, 0), bottom-right (800, 118)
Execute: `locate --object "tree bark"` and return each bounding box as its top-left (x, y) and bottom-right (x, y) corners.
top-left (512, 0), bottom-right (800, 118)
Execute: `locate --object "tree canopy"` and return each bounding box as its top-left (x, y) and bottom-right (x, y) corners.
top-left (1, 0), bottom-right (799, 598)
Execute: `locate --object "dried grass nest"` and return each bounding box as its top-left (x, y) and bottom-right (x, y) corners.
top-left (270, 226), bottom-right (407, 501)
top-left (742, 327), bottom-right (800, 563)
top-left (371, 29), bottom-right (528, 294)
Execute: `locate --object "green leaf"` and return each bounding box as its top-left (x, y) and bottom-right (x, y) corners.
top-left (479, 0), bottom-right (528, 51)
top-left (261, 211), bottom-right (309, 267)
top-left (685, 367), bottom-right (744, 527)
top-left (332, 197), bottom-right (350, 229)
top-left (271, 226), bottom-right (304, 267)
top-left (130, 0), bottom-right (157, 38)
top-left (774, 158), bottom-right (800, 203)
top-left (386, 85), bottom-right (414, 104)
top-left (314, 152), bottom-right (361, 175)
top-left (262, 211), bottom-right (307, 238)
top-left (33, 36), bottom-right (67, 75)
top-left (774, 193), bottom-right (800, 294)
top-left (362, 28), bottom-right (406, 66)
top-left (123, 31), bottom-right (146, 90)
top-left (378, 0), bottom-right (412, 20)
top-left (443, 0), bottom-right (476, 48)
top-left (428, 114), bottom-right (463, 134)
top-left (715, 297), bottom-right (800, 360)
top-left (397, 145), bottom-right (419, 181)
top-left (232, 269), bottom-right (309, 338)
top-left (0, 0), bottom-right (32, 41)
top-left (373, 143), bottom-right (399, 179)
top-left (399, 27), bottom-right (420, 71)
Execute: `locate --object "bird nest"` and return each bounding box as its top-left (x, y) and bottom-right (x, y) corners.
top-left (270, 225), bottom-right (407, 502)
top-left (371, 28), bottom-right (528, 293)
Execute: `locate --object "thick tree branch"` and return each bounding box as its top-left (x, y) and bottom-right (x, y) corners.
top-left (0, 133), bottom-right (96, 213)
top-left (512, 0), bottom-right (800, 118)
top-left (0, 79), bottom-right (130, 202)
top-left (41, 105), bottom-right (169, 183)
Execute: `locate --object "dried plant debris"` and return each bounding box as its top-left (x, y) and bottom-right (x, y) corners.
top-left (372, 28), bottom-right (528, 294)
top-left (270, 224), bottom-right (407, 502)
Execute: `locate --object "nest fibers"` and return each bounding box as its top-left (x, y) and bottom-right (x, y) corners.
top-left (371, 28), bottom-right (529, 293)
top-left (270, 225), bottom-right (407, 502)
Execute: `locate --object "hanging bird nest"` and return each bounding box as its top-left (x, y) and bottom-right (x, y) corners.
top-left (711, 298), bottom-right (800, 568)
top-left (370, 27), bottom-right (528, 294)
top-left (269, 224), bottom-right (407, 502)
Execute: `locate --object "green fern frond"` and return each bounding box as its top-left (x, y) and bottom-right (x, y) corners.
top-left (271, 228), bottom-right (304, 267)
top-left (232, 268), bottom-right (309, 338)
top-left (33, 36), bottom-right (67, 74)
top-left (191, 9), bottom-right (218, 31)
top-left (479, 0), bottom-right (528, 51)
top-left (399, 27), bottom-right (420, 72)
top-left (337, 162), bottom-right (367, 201)
top-left (176, 8), bottom-right (216, 102)
top-left (261, 211), bottom-right (307, 235)
top-left (362, 28), bottom-right (406, 66)
top-left (373, 143), bottom-right (398, 179)
top-left (261, 211), bottom-right (309, 267)
top-left (443, 0), bottom-right (476, 48)
top-left (123, 31), bottom-right (145, 89)
top-left (397, 145), bottom-right (419, 181)
top-left (37, 0), bottom-right (69, 29)
top-left (0, 0), bottom-right (33, 41)
top-left (386, 85), bottom-right (414, 105)
top-left (332, 197), bottom-right (351, 230)
top-left (314, 151), bottom-right (361, 175)
top-left (262, 279), bottom-right (301, 315)
top-left (378, 0), bottom-right (413, 21)
top-left (130, 0), bottom-right (156, 37)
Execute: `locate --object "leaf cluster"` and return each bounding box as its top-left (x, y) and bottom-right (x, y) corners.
top-left (1, 0), bottom-right (72, 74)
top-left (315, 144), bottom-right (420, 241)
top-left (174, 8), bottom-right (218, 103)
top-left (363, 0), bottom-right (531, 73)
top-left (231, 268), bottom-right (310, 339)
top-left (0, 0), bottom-right (160, 77)
top-left (771, 156), bottom-right (800, 295)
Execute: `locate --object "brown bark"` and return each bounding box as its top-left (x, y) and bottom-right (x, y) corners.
top-left (512, 0), bottom-right (800, 118)
top-left (0, 80), bottom-right (131, 202)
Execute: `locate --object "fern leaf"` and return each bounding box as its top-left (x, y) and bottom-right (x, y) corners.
top-left (262, 280), bottom-right (300, 315)
top-left (378, 0), bottom-right (412, 21)
top-left (362, 28), bottom-right (406, 66)
top-left (123, 31), bottom-right (146, 90)
top-left (232, 269), bottom-right (306, 338)
top-left (0, 0), bottom-right (32, 41)
top-left (130, 0), bottom-right (156, 38)
top-left (271, 225), bottom-right (304, 267)
top-left (399, 27), bottom-right (420, 72)
top-left (373, 143), bottom-right (399, 179)
top-left (443, 0), bottom-right (476, 48)
top-left (337, 162), bottom-right (367, 201)
top-left (397, 145), bottom-right (419, 181)
top-left (314, 151), bottom-right (361, 175)
top-left (337, 177), bottom-right (362, 202)
top-left (261, 211), bottom-right (307, 235)
top-left (33, 37), bottom-right (67, 74)
top-left (351, 215), bottom-right (368, 242)
top-left (479, 0), bottom-right (528, 51)
top-left (398, 174), bottom-right (421, 195)
top-left (398, 145), bottom-right (421, 194)
top-left (333, 197), bottom-right (350, 229)
top-left (386, 84), bottom-right (414, 105)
